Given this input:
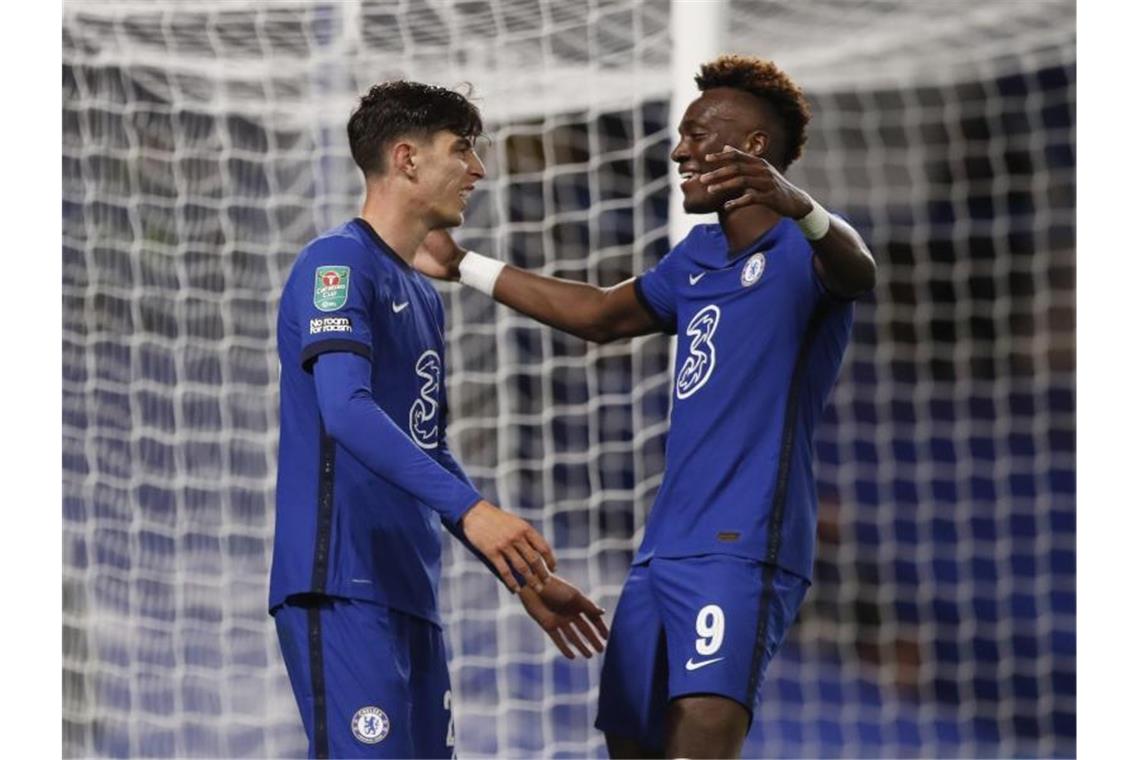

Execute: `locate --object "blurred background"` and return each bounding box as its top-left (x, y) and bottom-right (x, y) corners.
top-left (62, 1), bottom-right (1075, 757)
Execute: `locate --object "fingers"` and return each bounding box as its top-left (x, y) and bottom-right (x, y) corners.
top-left (724, 189), bottom-right (763, 212)
top-left (516, 542), bottom-right (551, 586)
top-left (490, 553), bottom-right (521, 594)
top-left (698, 161), bottom-right (773, 196)
top-left (525, 527), bottom-right (557, 573)
top-left (588, 610), bottom-right (609, 640)
top-left (577, 593), bottom-right (605, 618)
top-left (502, 545), bottom-right (541, 592)
top-left (547, 627), bottom-right (576, 660)
top-left (573, 615), bottom-right (606, 654)
top-left (697, 164), bottom-right (742, 183)
top-left (704, 145), bottom-right (749, 163)
top-left (560, 622), bottom-right (593, 659)
top-left (705, 175), bottom-right (752, 196)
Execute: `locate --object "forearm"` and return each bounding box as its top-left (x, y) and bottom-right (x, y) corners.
top-left (811, 215), bottom-right (876, 297)
top-left (459, 253), bottom-right (659, 343)
top-left (794, 200), bottom-right (876, 299)
top-left (490, 265), bottom-right (617, 342)
top-left (313, 352), bottom-right (481, 524)
top-left (435, 440), bottom-right (521, 583)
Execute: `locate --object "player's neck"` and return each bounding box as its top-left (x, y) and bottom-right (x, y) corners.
top-left (717, 205), bottom-right (781, 256)
top-left (358, 191), bottom-right (427, 265)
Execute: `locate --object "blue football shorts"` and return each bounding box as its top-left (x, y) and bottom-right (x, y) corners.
top-left (595, 555), bottom-right (809, 748)
top-left (273, 596), bottom-right (455, 759)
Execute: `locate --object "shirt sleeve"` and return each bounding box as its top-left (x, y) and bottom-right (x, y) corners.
top-left (313, 351), bottom-right (482, 525)
top-left (633, 249), bottom-right (682, 335)
top-left (425, 290), bottom-right (524, 587)
top-left (297, 236), bottom-right (378, 371)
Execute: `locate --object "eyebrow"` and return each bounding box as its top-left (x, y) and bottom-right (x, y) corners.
top-left (678, 118), bottom-right (711, 133)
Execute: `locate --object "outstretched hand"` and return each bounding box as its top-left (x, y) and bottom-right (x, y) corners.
top-left (519, 575), bottom-right (609, 659)
top-left (699, 146), bottom-right (814, 217)
top-left (414, 229), bottom-right (466, 281)
top-left (461, 500), bottom-right (556, 593)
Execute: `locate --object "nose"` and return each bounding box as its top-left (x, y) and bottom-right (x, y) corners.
top-left (468, 151), bottom-right (486, 181)
top-left (670, 139), bottom-right (688, 164)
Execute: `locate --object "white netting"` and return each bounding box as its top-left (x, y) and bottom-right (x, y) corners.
top-left (63, 0), bottom-right (1075, 757)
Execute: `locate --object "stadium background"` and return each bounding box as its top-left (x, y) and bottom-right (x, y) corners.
top-left (62, 1), bottom-right (1075, 757)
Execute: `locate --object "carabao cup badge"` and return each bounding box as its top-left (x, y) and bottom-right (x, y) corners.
top-left (741, 252), bottom-right (766, 287)
top-left (314, 266), bottom-right (350, 311)
top-left (351, 705), bottom-right (390, 744)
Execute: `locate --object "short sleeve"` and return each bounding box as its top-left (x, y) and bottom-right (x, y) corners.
top-left (634, 249), bottom-right (681, 335)
top-left (297, 236), bottom-right (379, 371)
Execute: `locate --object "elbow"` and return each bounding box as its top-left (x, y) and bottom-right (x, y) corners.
top-left (859, 251), bottom-right (878, 294)
top-left (320, 400), bottom-right (353, 442)
top-left (579, 287), bottom-right (625, 343)
top-left (840, 249), bottom-right (877, 299)
top-left (317, 390), bottom-right (366, 443)
top-left (586, 325), bottom-right (617, 344)
top-left (853, 259), bottom-right (877, 296)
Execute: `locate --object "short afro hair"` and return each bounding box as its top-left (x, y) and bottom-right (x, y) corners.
top-left (347, 81), bottom-right (483, 176)
top-left (695, 55), bottom-right (811, 170)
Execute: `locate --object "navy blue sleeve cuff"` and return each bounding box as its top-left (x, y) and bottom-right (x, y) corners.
top-left (633, 277), bottom-right (676, 335)
top-left (301, 339), bottom-right (371, 372)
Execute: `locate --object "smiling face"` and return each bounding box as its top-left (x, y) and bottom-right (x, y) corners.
top-left (671, 88), bottom-right (776, 214)
top-left (414, 131), bottom-right (486, 229)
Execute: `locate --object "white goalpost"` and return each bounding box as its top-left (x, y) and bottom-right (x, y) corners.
top-left (63, 1), bottom-right (1075, 757)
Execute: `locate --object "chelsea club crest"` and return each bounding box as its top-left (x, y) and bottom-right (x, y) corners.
top-left (741, 252), bottom-right (766, 286)
top-left (351, 706), bottom-right (390, 744)
top-left (738, 250), bottom-right (766, 287)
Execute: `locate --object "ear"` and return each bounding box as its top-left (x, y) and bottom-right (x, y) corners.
top-left (744, 130), bottom-right (769, 158)
top-left (391, 141), bottom-right (417, 178)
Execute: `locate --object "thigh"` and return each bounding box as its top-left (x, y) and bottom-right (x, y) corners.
top-left (279, 597), bottom-right (421, 756)
top-left (595, 563), bottom-right (669, 753)
top-left (651, 556), bottom-right (809, 713)
top-left (664, 694), bottom-right (750, 759)
top-left (274, 601), bottom-right (320, 756)
top-left (402, 613), bottom-right (455, 759)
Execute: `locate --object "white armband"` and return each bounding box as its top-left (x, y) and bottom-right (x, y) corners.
top-left (458, 251), bottom-right (505, 297)
top-left (796, 197), bottom-right (831, 241)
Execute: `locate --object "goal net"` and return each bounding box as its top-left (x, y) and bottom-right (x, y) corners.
top-left (62, 0), bottom-right (1075, 757)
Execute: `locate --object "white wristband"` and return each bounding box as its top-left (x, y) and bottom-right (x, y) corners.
top-left (458, 251), bottom-right (505, 297)
top-left (795, 197), bottom-right (831, 241)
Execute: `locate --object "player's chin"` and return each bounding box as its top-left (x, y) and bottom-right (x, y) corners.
top-left (433, 209), bottom-right (464, 228)
top-left (682, 192), bottom-right (721, 215)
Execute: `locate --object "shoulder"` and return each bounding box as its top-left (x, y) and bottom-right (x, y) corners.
top-left (648, 224), bottom-right (719, 276)
top-left (292, 222), bottom-right (396, 292)
top-left (298, 222), bottom-right (373, 266)
top-left (673, 223), bottom-right (722, 260)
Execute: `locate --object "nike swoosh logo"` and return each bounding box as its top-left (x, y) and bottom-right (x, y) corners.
top-left (689, 272), bottom-right (706, 285)
top-left (684, 657), bottom-right (725, 671)
top-left (392, 301), bottom-right (409, 313)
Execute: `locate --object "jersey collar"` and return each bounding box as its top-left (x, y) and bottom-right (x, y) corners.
top-left (686, 218), bottom-right (794, 269)
top-left (353, 217), bottom-right (412, 271)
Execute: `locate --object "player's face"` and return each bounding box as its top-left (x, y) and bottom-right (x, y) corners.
top-left (418, 131), bottom-right (486, 228)
top-left (671, 89), bottom-right (759, 214)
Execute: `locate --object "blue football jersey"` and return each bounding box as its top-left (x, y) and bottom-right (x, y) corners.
top-left (632, 219), bottom-right (854, 580)
top-left (270, 218), bottom-right (473, 625)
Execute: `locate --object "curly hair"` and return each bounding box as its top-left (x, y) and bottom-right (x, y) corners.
top-left (347, 81), bottom-right (483, 176)
top-left (695, 55), bottom-right (811, 169)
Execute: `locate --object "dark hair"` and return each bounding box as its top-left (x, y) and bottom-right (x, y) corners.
top-left (347, 81), bottom-right (484, 176)
top-left (695, 55), bottom-right (811, 169)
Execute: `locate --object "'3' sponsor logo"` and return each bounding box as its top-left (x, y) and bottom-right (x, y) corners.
top-left (676, 305), bottom-right (720, 399)
top-left (409, 350), bottom-right (441, 449)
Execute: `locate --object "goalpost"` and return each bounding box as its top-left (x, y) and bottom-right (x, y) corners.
top-left (63, 1), bottom-right (1075, 757)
